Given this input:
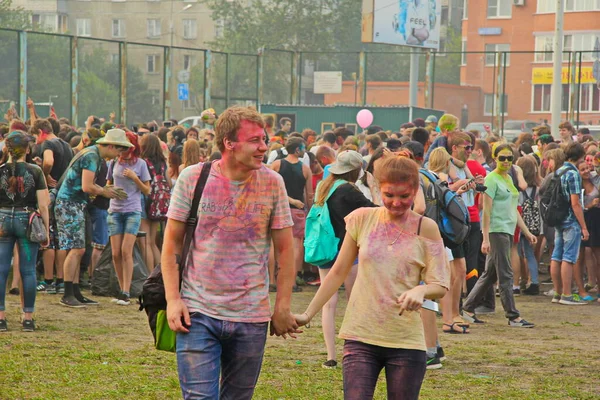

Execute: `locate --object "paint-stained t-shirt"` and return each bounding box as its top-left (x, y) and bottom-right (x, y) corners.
top-left (56, 146), bottom-right (100, 204)
top-left (339, 207), bottom-right (450, 350)
top-left (167, 161), bottom-right (293, 323)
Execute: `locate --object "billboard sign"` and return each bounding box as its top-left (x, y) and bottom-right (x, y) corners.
top-left (314, 71), bottom-right (343, 94)
top-left (362, 0), bottom-right (442, 50)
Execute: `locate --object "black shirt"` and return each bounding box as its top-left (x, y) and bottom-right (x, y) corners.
top-left (41, 138), bottom-right (73, 184)
top-left (0, 162), bottom-right (47, 208)
top-left (91, 159), bottom-right (109, 210)
top-left (278, 159), bottom-right (306, 208)
top-left (326, 182), bottom-right (377, 248)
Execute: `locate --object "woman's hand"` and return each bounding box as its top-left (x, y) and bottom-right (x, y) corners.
top-left (122, 168), bottom-right (136, 180)
top-left (481, 240), bottom-right (490, 255)
top-left (293, 312), bottom-right (311, 327)
top-left (397, 286), bottom-right (426, 315)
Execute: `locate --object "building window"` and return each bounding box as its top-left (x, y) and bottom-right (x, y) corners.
top-left (463, 0), bottom-right (468, 18)
top-left (183, 19), bottom-right (197, 39)
top-left (484, 93), bottom-right (508, 116)
top-left (535, 33), bottom-right (600, 62)
top-left (461, 39), bottom-right (467, 65)
top-left (76, 18), bottom-right (91, 37)
top-left (215, 19), bottom-right (224, 38)
top-left (183, 55), bottom-right (193, 70)
top-left (532, 84), bottom-right (577, 112)
top-left (538, 0), bottom-right (600, 12)
top-left (58, 15), bottom-right (68, 33)
top-left (112, 19), bottom-right (125, 38)
top-left (147, 19), bottom-right (161, 39)
top-left (147, 54), bottom-right (159, 73)
top-left (487, 0), bottom-right (512, 17)
top-left (484, 44), bottom-right (510, 66)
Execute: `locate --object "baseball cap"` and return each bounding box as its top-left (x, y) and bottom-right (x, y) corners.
top-left (328, 151), bottom-right (363, 175)
top-left (425, 115), bottom-right (438, 123)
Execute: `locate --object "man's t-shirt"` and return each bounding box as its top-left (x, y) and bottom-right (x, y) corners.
top-left (485, 171), bottom-right (519, 235)
top-left (41, 138), bottom-right (73, 184)
top-left (0, 163), bottom-right (47, 208)
top-left (466, 160), bottom-right (487, 223)
top-left (167, 161), bottom-right (293, 323)
top-left (557, 162), bottom-right (582, 226)
top-left (107, 158), bottom-right (151, 213)
top-left (56, 147), bottom-right (100, 204)
top-left (424, 135), bottom-right (448, 165)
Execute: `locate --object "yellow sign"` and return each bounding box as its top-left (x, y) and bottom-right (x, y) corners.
top-left (532, 67), bottom-right (596, 85)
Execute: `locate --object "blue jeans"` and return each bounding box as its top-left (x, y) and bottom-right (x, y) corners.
top-left (342, 340), bottom-right (426, 400)
top-left (0, 210), bottom-right (40, 313)
top-left (518, 232), bottom-right (539, 285)
top-left (108, 211), bottom-right (141, 236)
top-left (176, 312), bottom-right (268, 400)
top-left (88, 206), bottom-right (108, 249)
top-left (551, 219), bottom-right (582, 265)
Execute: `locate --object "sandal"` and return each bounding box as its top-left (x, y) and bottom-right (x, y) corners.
top-left (461, 311), bottom-right (485, 324)
top-left (452, 316), bottom-right (470, 328)
top-left (443, 322), bottom-right (469, 334)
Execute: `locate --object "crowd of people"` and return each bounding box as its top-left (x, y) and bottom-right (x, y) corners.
top-left (1, 101), bottom-right (598, 399)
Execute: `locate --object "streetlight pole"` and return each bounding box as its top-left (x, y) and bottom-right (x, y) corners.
top-left (550, 0), bottom-right (564, 136)
top-left (168, 3), bottom-right (193, 120)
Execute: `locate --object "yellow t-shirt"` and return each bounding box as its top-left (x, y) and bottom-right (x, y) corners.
top-left (339, 207), bottom-right (450, 350)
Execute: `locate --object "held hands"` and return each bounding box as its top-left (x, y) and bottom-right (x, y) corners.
top-left (582, 229), bottom-right (590, 242)
top-left (167, 298), bottom-right (191, 333)
top-left (293, 312), bottom-right (311, 328)
top-left (397, 286), bottom-right (426, 316)
top-left (270, 308), bottom-right (303, 339)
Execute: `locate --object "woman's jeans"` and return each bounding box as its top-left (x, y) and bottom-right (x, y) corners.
top-left (176, 312), bottom-right (268, 400)
top-left (342, 340), bottom-right (426, 400)
top-left (0, 209), bottom-right (40, 313)
top-left (518, 232), bottom-right (539, 285)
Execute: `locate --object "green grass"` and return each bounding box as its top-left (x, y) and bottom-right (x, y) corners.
top-left (1, 285), bottom-right (599, 399)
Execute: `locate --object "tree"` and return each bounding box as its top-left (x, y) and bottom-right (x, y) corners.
top-left (0, 0), bottom-right (31, 30)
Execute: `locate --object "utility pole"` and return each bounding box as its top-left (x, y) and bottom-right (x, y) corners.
top-left (550, 0), bottom-right (564, 137)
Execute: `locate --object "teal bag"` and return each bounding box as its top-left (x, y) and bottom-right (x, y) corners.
top-left (304, 180), bottom-right (346, 266)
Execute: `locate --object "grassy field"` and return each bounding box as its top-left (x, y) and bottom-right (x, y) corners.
top-left (1, 282), bottom-right (599, 400)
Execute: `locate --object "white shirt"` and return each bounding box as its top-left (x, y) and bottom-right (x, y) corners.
top-left (266, 149), bottom-right (310, 166)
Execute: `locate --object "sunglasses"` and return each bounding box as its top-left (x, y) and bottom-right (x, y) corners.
top-left (498, 155), bottom-right (514, 162)
top-left (459, 144), bottom-right (473, 151)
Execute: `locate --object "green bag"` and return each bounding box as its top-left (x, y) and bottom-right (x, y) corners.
top-left (155, 310), bottom-right (177, 352)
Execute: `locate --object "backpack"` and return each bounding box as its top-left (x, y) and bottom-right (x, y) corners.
top-left (146, 160), bottom-right (171, 221)
top-left (419, 169), bottom-right (470, 249)
top-left (540, 165), bottom-right (577, 228)
top-left (274, 148), bottom-right (287, 161)
top-left (304, 180), bottom-right (346, 266)
top-left (521, 187), bottom-right (541, 236)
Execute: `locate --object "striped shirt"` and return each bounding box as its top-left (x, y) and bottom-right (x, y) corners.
top-left (167, 161), bottom-right (293, 323)
top-left (558, 162), bottom-right (582, 225)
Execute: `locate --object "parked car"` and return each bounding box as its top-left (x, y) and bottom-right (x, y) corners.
top-left (465, 122), bottom-right (492, 139)
top-left (178, 116), bottom-right (203, 128)
top-left (502, 120), bottom-right (538, 141)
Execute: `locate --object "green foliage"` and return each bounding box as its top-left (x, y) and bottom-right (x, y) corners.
top-left (0, 0), bottom-right (31, 30)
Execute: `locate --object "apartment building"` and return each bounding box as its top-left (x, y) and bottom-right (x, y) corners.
top-left (461, 0), bottom-right (600, 125)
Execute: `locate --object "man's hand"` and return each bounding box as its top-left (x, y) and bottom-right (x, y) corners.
top-left (290, 199), bottom-right (304, 209)
top-left (166, 298), bottom-right (191, 333)
top-left (109, 112), bottom-right (116, 122)
top-left (481, 240), bottom-right (490, 255)
top-left (46, 174), bottom-right (57, 188)
top-left (270, 308), bottom-right (302, 339)
top-left (102, 185), bottom-right (128, 200)
top-left (26, 97), bottom-right (34, 109)
top-left (582, 229), bottom-right (590, 242)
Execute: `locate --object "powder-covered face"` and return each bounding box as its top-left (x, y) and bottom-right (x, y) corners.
top-left (495, 149), bottom-right (514, 173)
top-left (379, 182), bottom-right (417, 219)
top-left (227, 120), bottom-right (268, 172)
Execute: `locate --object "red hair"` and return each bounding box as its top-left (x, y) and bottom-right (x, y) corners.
top-left (119, 131), bottom-right (140, 164)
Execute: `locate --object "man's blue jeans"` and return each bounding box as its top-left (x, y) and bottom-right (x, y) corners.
top-left (519, 232), bottom-right (539, 285)
top-left (176, 312), bottom-right (268, 400)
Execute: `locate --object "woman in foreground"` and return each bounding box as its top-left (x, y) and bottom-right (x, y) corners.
top-left (296, 156), bottom-right (450, 400)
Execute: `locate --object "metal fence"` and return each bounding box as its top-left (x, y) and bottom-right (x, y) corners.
top-left (1, 27), bottom-right (599, 135)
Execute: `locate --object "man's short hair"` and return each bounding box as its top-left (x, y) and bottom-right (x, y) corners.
top-left (386, 138), bottom-right (402, 152)
top-left (32, 119), bottom-right (53, 135)
top-left (263, 114), bottom-right (274, 128)
top-left (448, 131), bottom-right (471, 149)
top-left (279, 117), bottom-right (292, 127)
top-left (533, 125), bottom-right (551, 137)
top-left (302, 129), bottom-right (316, 141)
top-left (323, 131), bottom-right (337, 145)
top-left (285, 137), bottom-right (305, 154)
top-left (215, 106), bottom-right (265, 152)
top-left (366, 125), bottom-right (383, 135)
top-left (376, 131), bottom-right (388, 142)
top-left (578, 127), bottom-right (590, 135)
top-left (365, 134), bottom-right (382, 149)
top-left (559, 121), bottom-right (575, 133)
top-left (564, 141), bottom-right (585, 162)
top-left (411, 128), bottom-right (430, 147)
top-left (537, 134), bottom-right (554, 145)
top-left (475, 139), bottom-right (491, 160)
top-left (316, 145), bottom-right (335, 166)
top-left (334, 127), bottom-right (353, 141)
top-left (48, 117), bottom-right (60, 135)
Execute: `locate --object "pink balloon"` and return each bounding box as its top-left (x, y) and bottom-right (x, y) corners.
top-left (356, 109), bottom-right (374, 129)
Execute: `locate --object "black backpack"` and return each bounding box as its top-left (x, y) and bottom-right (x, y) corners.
top-left (138, 162), bottom-right (211, 346)
top-left (540, 165), bottom-right (576, 228)
top-left (521, 187), bottom-right (540, 236)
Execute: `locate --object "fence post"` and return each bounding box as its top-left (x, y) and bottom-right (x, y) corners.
top-left (119, 42), bottom-right (127, 125)
top-left (569, 51), bottom-right (576, 124)
top-left (18, 31), bottom-right (27, 120)
top-left (358, 51), bottom-right (366, 106)
top-left (291, 52), bottom-right (299, 105)
top-left (164, 46), bottom-right (171, 121)
top-left (576, 51), bottom-right (583, 128)
top-left (257, 49), bottom-right (263, 111)
top-left (424, 50), bottom-right (433, 109)
top-left (225, 53), bottom-right (230, 108)
top-left (204, 50), bottom-right (212, 110)
top-left (501, 52), bottom-right (507, 135)
top-left (297, 52), bottom-right (303, 104)
top-left (494, 52), bottom-right (502, 135)
top-left (431, 52), bottom-right (436, 109)
top-left (71, 36), bottom-right (79, 126)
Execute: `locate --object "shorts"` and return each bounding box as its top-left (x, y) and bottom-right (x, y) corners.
top-left (88, 206), bottom-right (109, 250)
top-left (551, 219), bottom-right (582, 265)
top-left (108, 211), bottom-right (142, 236)
top-left (451, 240), bottom-right (467, 259)
top-left (55, 200), bottom-right (87, 250)
top-left (291, 208), bottom-right (306, 239)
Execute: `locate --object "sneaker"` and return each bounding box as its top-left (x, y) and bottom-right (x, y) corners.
top-left (8, 287), bottom-right (19, 295)
top-left (426, 355), bottom-right (442, 370)
top-left (22, 319), bottom-right (35, 332)
top-left (437, 346), bottom-right (446, 362)
top-left (36, 281), bottom-right (48, 292)
top-left (579, 295), bottom-right (594, 302)
top-left (551, 293), bottom-right (561, 303)
top-left (78, 296), bottom-right (99, 306)
top-left (474, 306), bottom-right (496, 315)
top-left (306, 278), bottom-right (321, 286)
top-left (56, 283), bottom-right (65, 294)
top-left (544, 288), bottom-right (557, 297)
top-left (322, 360), bottom-right (337, 369)
top-left (292, 285), bottom-right (303, 293)
top-left (508, 318), bottom-right (535, 328)
top-left (59, 296), bottom-right (86, 308)
top-left (513, 288), bottom-right (521, 296)
top-left (461, 311), bottom-right (484, 324)
top-left (116, 295), bottom-right (131, 306)
top-left (559, 295), bottom-right (588, 305)
top-left (523, 284), bottom-right (540, 296)
top-left (0, 319), bottom-right (7, 332)
top-left (46, 282), bottom-right (57, 295)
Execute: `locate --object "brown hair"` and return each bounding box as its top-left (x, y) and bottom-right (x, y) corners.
top-left (544, 148), bottom-right (565, 172)
top-left (32, 119), bottom-right (52, 135)
top-left (515, 132), bottom-right (534, 147)
top-left (215, 106), bottom-right (265, 152)
top-left (315, 169), bottom-right (361, 206)
top-left (366, 134), bottom-right (382, 149)
top-left (516, 155), bottom-right (541, 187)
top-left (182, 139), bottom-right (201, 168)
top-left (373, 156), bottom-right (420, 190)
top-left (140, 134), bottom-right (166, 168)
top-left (558, 121), bottom-right (574, 133)
top-left (448, 131), bottom-right (471, 149)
